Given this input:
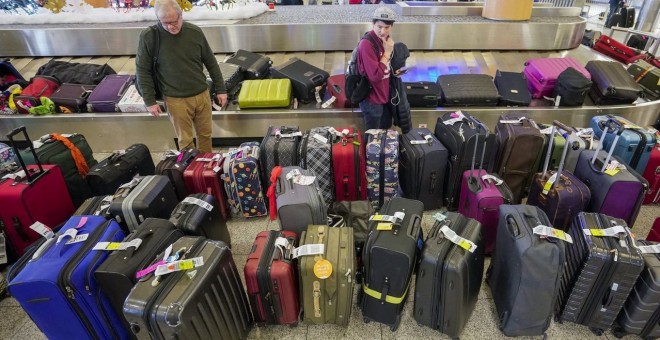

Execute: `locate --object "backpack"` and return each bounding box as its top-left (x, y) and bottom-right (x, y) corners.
top-left (345, 33), bottom-right (379, 104)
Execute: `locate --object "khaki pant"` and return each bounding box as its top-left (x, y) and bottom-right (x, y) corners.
top-left (164, 90), bottom-right (213, 152)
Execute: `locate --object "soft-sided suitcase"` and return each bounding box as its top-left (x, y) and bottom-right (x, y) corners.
top-left (627, 60), bottom-right (660, 100)
top-left (413, 212), bottom-right (484, 338)
top-left (332, 127), bottom-right (367, 201)
top-left (0, 127), bottom-right (75, 257)
top-left (523, 57), bottom-right (591, 99)
top-left (244, 230), bottom-right (299, 325)
top-left (299, 126), bottom-right (335, 205)
top-left (642, 141), bottom-right (660, 205)
top-left (590, 115), bottom-right (656, 175)
top-left (535, 123), bottom-right (566, 174)
top-left (556, 212), bottom-right (644, 335)
top-left (274, 166), bottom-right (327, 237)
top-left (87, 143), bottom-right (155, 196)
top-left (86, 74), bottom-right (134, 112)
top-left (74, 195), bottom-right (112, 217)
top-left (399, 128), bottom-right (447, 210)
top-left (225, 49), bottom-right (272, 79)
top-left (260, 126), bottom-right (301, 194)
top-left (487, 204), bottom-right (566, 337)
top-left (327, 74), bottom-right (352, 108)
top-left (649, 218), bottom-right (660, 242)
top-left (109, 175), bottom-right (179, 232)
top-left (155, 148), bottom-right (199, 201)
top-left (437, 74), bottom-right (499, 106)
top-left (123, 236), bottom-right (252, 340)
top-left (365, 129), bottom-right (400, 210)
top-left (271, 57), bottom-right (329, 104)
top-left (299, 225), bottom-right (355, 325)
top-left (238, 79), bottom-right (292, 109)
top-left (403, 81), bottom-right (440, 107)
top-left (587, 60), bottom-right (642, 105)
top-left (50, 83), bottom-right (96, 113)
top-left (183, 152), bottom-right (230, 220)
top-left (494, 70), bottom-right (531, 106)
top-left (8, 216), bottom-right (129, 340)
top-left (553, 67), bottom-right (592, 106)
top-left (168, 193), bottom-right (231, 247)
top-left (222, 142), bottom-right (267, 218)
top-left (0, 59), bottom-right (26, 91)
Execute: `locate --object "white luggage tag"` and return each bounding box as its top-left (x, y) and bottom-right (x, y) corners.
top-left (154, 257), bottom-right (205, 276)
top-left (499, 116), bottom-right (527, 124)
top-left (481, 175), bottom-right (503, 186)
top-left (321, 96), bottom-right (336, 108)
top-left (542, 173), bottom-right (559, 195)
top-left (637, 243), bottom-right (660, 254)
top-left (29, 221), bottom-right (54, 239)
top-left (65, 233), bottom-right (89, 245)
top-left (443, 111), bottom-right (466, 125)
top-left (182, 197), bottom-right (214, 212)
top-left (314, 86), bottom-right (323, 104)
top-left (274, 237), bottom-right (294, 260)
top-left (94, 238), bottom-right (143, 251)
top-left (161, 149), bottom-right (181, 160)
top-left (533, 225), bottom-right (573, 243)
top-left (583, 225), bottom-right (627, 238)
top-left (604, 160), bottom-right (626, 176)
top-left (292, 244), bottom-right (325, 259)
top-left (439, 225), bottom-right (478, 253)
top-left (312, 133), bottom-right (329, 144)
top-left (293, 174), bottom-right (316, 186)
top-left (276, 130), bottom-right (302, 139)
top-left (370, 212), bottom-right (405, 231)
top-left (410, 134), bottom-right (433, 145)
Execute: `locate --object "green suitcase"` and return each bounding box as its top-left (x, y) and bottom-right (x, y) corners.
top-left (238, 79), bottom-right (292, 109)
top-left (299, 225), bottom-right (355, 326)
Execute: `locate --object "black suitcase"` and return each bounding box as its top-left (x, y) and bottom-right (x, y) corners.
top-left (403, 81), bottom-right (440, 107)
top-left (627, 60), bottom-right (660, 100)
top-left (586, 60), bottom-right (642, 105)
top-left (494, 70), bottom-right (531, 106)
top-left (169, 193), bottom-right (231, 247)
top-left (487, 204), bottom-right (566, 337)
top-left (361, 197), bottom-right (424, 331)
top-left (271, 57), bottom-right (329, 104)
top-left (553, 67), bottom-right (592, 107)
top-left (109, 175), bottom-right (179, 232)
top-left (620, 7), bottom-right (635, 28)
top-left (399, 128), bottom-right (447, 210)
top-left (626, 34), bottom-right (648, 50)
top-left (606, 12), bottom-right (622, 28)
top-left (155, 148), bottom-right (199, 201)
top-left (73, 195), bottom-right (113, 217)
top-left (413, 212), bottom-right (484, 338)
top-left (207, 62), bottom-right (244, 101)
top-left (225, 49), bottom-right (272, 80)
top-left (582, 30), bottom-right (601, 47)
top-left (556, 212), bottom-right (644, 336)
top-left (437, 74), bottom-right (499, 106)
top-left (94, 218), bottom-right (184, 339)
top-left (87, 143), bottom-right (155, 196)
top-left (50, 83), bottom-right (96, 113)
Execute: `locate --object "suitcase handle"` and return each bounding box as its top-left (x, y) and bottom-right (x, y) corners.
top-left (590, 119), bottom-right (624, 172)
top-left (6, 126), bottom-right (46, 184)
top-left (552, 120), bottom-right (574, 134)
top-left (407, 214), bottom-right (422, 240)
top-left (310, 74), bottom-right (324, 84)
top-left (505, 215), bottom-right (520, 238)
top-left (332, 84), bottom-right (342, 94)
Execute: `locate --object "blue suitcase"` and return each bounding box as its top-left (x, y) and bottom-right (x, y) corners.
top-left (8, 216), bottom-right (129, 340)
top-left (590, 115), bottom-right (656, 174)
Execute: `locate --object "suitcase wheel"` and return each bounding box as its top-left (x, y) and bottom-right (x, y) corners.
top-left (389, 315), bottom-right (401, 332)
top-left (553, 314), bottom-right (563, 324)
top-left (610, 326), bottom-right (625, 339)
top-left (363, 317), bottom-right (370, 324)
top-left (589, 327), bottom-right (604, 336)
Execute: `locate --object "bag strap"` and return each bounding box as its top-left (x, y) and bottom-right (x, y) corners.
top-left (50, 133), bottom-right (90, 177)
top-left (150, 25), bottom-right (160, 70)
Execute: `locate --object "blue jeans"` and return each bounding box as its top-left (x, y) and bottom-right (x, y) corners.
top-left (359, 100), bottom-right (392, 131)
top-left (606, 4), bottom-right (619, 27)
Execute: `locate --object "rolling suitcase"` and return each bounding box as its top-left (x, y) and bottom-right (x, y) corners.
top-left (222, 142), bottom-right (267, 218)
top-left (74, 195), bottom-right (112, 217)
top-left (553, 120), bottom-right (588, 173)
top-left (649, 218), bottom-right (660, 242)
top-left (224, 49), bottom-right (272, 79)
top-left (553, 67), bottom-right (592, 106)
top-left (587, 60), bottom-right (642, 105)
top-left (620, 6), bottom-right (635, 28)
top-left (493, 70), bottom-right (531, 106)
top-left (332, 127), bottom-right (367, 201)
top-left (403, 81), bottom-right (440, 107)
top-left (237, 79), bottom-right (292, 109)
top-left (123, 236), bottom-right (252, 340)
top-left (182, 152), bottom-right (230, 220)
top-left (399, 128), bottom-right (447, 210)
top-left (642, 142), bottom-right (660, 204)
top-left (274, 166), bottom-right (327, 237)
top-left (260, 126), bottom-right (301, 194)
top-left (361, 197), bottom-right (424, 331)
top-left (536, 123), bottom-right (566, 173)
top-left (299, 126), bottom-right (336, 205)
top-left (437, 74), bottom-right (499, 106)
top-left (50, 83), bottom-right (96, 113)
top-left (87, 143), bottom-right (155, 196)
top-left (216, 61), bottom-right (244, 98)
top-left (413, 212), bottom-right (484, 338)
top-left (627, 59), bottom-right (660, 100)
top-left (271, 57), bottom-right (329, 104)
top-left (155, 148), bottom-right (199, 201)
top-left (365, 129), bottom-right (400, 210)
top-left (487, 205), bottom-right (567, 337)
top-left (327, 74), bottom-right (352, 108)
top-left (590, 115), bottom-right (656, 175)
top-left (523, 57), bottom-right (591, 99)
top-left (244, 230), bottom-right (299, 325)
top-left (593, 35), bottom-right (642, 64)
top-left (168, 193), bottom-right (231, 247)
top-left (86, 74), bottom-right (134, 112)
top-left (109, 175), bottom-right (179, 232)
top-left (556, 212), bottom-right (644, 335)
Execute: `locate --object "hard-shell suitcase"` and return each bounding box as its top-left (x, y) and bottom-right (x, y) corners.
top-left (222, 142), bottom-right (267, 218)
top-left (87, 74), bottom-right (134, 112)
top-left (556, 213), bottom-right (644, 335)
top-left (553, 121), bottom-right (589, 173)
top-left (620, 6), bottom-right (635, 28)
top-left (109, 175), bottom-right (179, 232)
top-left (244, 230), bottom-right (299, 325)
top-left (593, 35), bottom-right (642, 64)
top-left (123, 236), bottom-right (252, 340)
top-left (437, 74), bottom-right (499, 106)
top-left (260, 126), bottom-right (301, 194)
top-left (332, 127), bottom-right (367, 201)
top-left (586, 60), bottom-right (642, 105)
top-left (627, 59), bottom-right (660, 100)
top-left (74, 195), bottom-right (112, 217)
top-left (87, 143), bottom-right (155, 196)
top-left (642, 142), bottom-right (660, 204)
top-left (216, 61), bottom-right (244, 96)
top-left (493, 70), bottom-right (531, 106)
top-left (225, 49), bottom-right (272, 79)
top-left (299, 225), bottom-right (355, 325)
top-left (365, 129), bottom-right (400, 210)
top-left (553, 67), bottom-right (592, 107)
top-left (275, 166), bottom-right (327, 237)
top-left (399, 128), bottom-right (447, 210)
top-left (238, 79), bottom-right (292, 109)
top-left (299, 126), bottom-right (335, 205)
top-left (487, 205), bottom-right (566, 337)
top-left (183, 152), bottom-right (230, 220)
top-left (413, 212), bottom-right (484, 338)
top-left (590, 115), bottom-right (656, 175)
top-left (523, 57), bottom-right (591, 99)
top-left (168, 193), bottom-right (231, 247)
top-left (361, 197), bottom-right (424, 331)
top-left (271, 57), bottom-right (329, 104)
top-left (403, 81), bottom-right (440, 107)
top-left (50, 83), bottom-right (96, 113)
top-left (8, 216), bottom-right (129, 340)
top-left (327, 74), bottom-right (352, 108)
top-left (155, 148), bottom-right (199, 201)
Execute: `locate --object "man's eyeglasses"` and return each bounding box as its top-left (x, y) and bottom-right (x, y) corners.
top-left (159, 13), bottom-right (181, 27)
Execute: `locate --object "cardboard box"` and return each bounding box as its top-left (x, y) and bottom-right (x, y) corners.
top-left (118, 85), bottom-right (148, 113)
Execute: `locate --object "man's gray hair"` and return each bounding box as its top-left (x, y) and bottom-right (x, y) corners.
top-left (154, 0), bottom-right (182, 18)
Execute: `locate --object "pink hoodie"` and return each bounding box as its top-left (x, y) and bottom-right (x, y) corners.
top-left (357, 30), bottom-right (391, 105)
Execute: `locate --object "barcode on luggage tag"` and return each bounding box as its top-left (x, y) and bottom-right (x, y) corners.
top-left (94, 239), bottom-right (142, 251)
top-left (533, 226), bottom-right (573, 243)
top-left (370, 214), bottom-right (396, 223)
top-left (440, 226), bottom-right (477, 253)
top-left (29, 221), bottom-right (54, 239)
top-left (542, 173), bottom-right (558, 195)
top-left (293, 244), bottom-right (324, 258)
top-left (65, 234), bottom-right (89, 245)
top-left (154, 257), bottom-right (204, 276)
top-left (182, 197), bottom-right (214, 212)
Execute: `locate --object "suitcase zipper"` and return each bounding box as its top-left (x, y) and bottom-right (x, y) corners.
top-left (352, 133), bottom-right (362, 199)
top-left (378, 132), bottom-right (386, 209)
top-left (257, 231), bottom-right (278, 324)
top-left (625, 128), bottom-right (646, 170)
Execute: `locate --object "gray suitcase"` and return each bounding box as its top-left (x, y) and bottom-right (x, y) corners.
top-left (276, 166), bottom-right (327, 238)
top-left (109, 175), bottom-right (179, 232)
top-left (260, 126), bottom-right (301, 194)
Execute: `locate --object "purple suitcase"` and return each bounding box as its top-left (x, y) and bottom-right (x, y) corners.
top-left (50, 83), bottom-right (96, 113)
top-left (87, 74), bottom-right (134, 112)
top-left (524, 57), bottom-right (591, 99)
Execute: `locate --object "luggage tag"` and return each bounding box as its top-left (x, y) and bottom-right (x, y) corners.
top-left (583, 225), bottom-right (627, 238)
top-left (29, 221), bottom-right (54, 239)
top-left (0, 232), bottom-right (7, 265)
top-left (439, 225), bottom-right (478, 253)
top-left (276, 131), bottom-right (302, 139)
top-left (410, 134), bottom-right (433, 145)
top-left (443, 111), bottom-right (466, 125)
top-left (636, 243), bottom-right (660, 254)
top-left (182, 196), bottom-right (214, 212)
top-left (274, 236), bottom-right (294, 260)
top-left (432, 212), bottom-right (447, 223)
top-left (65, 233), bottom-right (89, 245)
top-left (292, 244), bottom-right (324, 259)
top-left (542, 173), bottom-right (558, 195)
top-left (481, 175), bottom-right (503, 186)
top-left (370, 212), bottom-right (405, 232)
top-left (533, 226), bottom-right (573, 244)
top-left (161, 149), bottom-right (181, 160)
top-left (321, 96), bottom-right (336, 109)
top-left (312, 133), bottom-right (329, 144)
top-left (93, 238), bottom-right (142, 251)
top-left (293, 174), bottom-right (316, 186)
top-left (499, 116), bottom-right (527, 124)
top-left (604, 160), bottom-right (625, 176)
top-left (154, 257), bottom-right (204, 276)
top-left (314, 86), bottom-right (323, 104)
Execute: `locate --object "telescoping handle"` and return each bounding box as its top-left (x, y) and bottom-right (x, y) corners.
top-left (552, 120), bottom-right (575, 134)
top-left (590, 118), bottom-right (624, 173)
top-left (6, 126), bottom-right (46, 184)
top-left (541, 126), bottom-right (556, 176)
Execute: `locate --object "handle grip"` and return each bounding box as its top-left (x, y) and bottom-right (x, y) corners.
top-left (552, 120), bottom-right (574, 133)
top-left (7, 126), bottom-right (45, 184)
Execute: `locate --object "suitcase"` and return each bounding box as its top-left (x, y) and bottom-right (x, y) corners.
top-left (87, 143), bottom-right (155, 196)
top-left (225, 49), bottom-right (272, 79)
top-left (593, 35), bottom-right (644, 65)
top-left (0, 59), bottom-right (26, 91)
top-left (361, 197), bottom-right (424, 331)
top-left (13, 75), bottom-right (61, 114)
top-left (590, 115), bottom-right (656, 175)
top-left (332, 127), bottom-right (367, 201)
top-left (399, 128), bottom-right (447, 210)
top-left (403, 81), bottom-right (440, 107)
top-left (168, 193), bottom-right (231, 247)
top-left (8, 216), bottom-right (129, 340)
top-left (123, 236), bottom-right (252, 340)
top-left (627, 60), bottom-right (660, 100)
top-left (620, 6), bottom-right (635, 28)
top-left (494, 114), bottom-right (545, 204)
top-left (216, 61), bottom-right (244, 97)
top-left (109, 175), bottom-right (179, 232)
top-left (527, 124), bottom-right (591, 231)
top-left (238, 79), bottom-right (292, 109)
top-left (271, 57), bottom-right (329, 104)
top-left (523, 57), bottom-right (591, 99)
top-left (222, 142), bottom-right (267, 218)
top-left (493, 70), bottom-right (531, 106)
top-left (244, 230), bottom-right (299, 325)
top-left (50, 83), bottom-right (96, 113)
top-left (553, 120), bottom-right (589, 173)
top-left (642, 142), bottom-right (660, 204)
top-left (612, 239), bottom-right (660, 339)
top-left (87, 74), bottom-right (134, 112)
top-left (155, 148), bottom-right (199, 201)
top-left (627, 33), bottom-right (648, 50)
top-left (434, 111), bottom-right (496, 211)
top-left (299, 126), bottom-right (335, 205)
top-left (182, 152), bottom-right (230, 220)
top-left (94, 218), bottom-right (184, 337)
top-left (582, 29), bottom-right (601, 48)
top-left (74, 195), bottom-right (112, 217)
top-left (487, 204), bottom-right (566, 337)
top-left (365, 129), bottom-right (400, 210)
top-left (260, 126), bottom-right (301, 193)
top-left (413, 212), bottom-right (484, 338)
top-left (648, 218), bottom-right (660, 242)
top-left (587, 60), bottom-right (642, 105)
top-left (274, 166), bottom-right (327, 237)
top-left (0, 127), bottom-right (75, 257)
top-left (606, 11), bottom-right (622, 28)
top-left (535, 124), bottom-right (566, 173)
top-left (556, 213), bottom-right (644, 335)
top-left (553, 67), bottom-right (592, 106)
top-left (327, 74), bottom-right (352, 108)
top-left (436, 74), bottom-right (499, 106)
top-left (299, 225), bottom-right (355, 325)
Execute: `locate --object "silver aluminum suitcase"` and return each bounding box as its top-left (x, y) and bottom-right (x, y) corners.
top-left (109, 175), bottom-right (179, 232)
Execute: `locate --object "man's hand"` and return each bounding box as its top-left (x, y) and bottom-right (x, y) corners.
top-left (382, 36), bottom-right (395, 55)
top-left (216, 93), bottom-right (228, 108)
top-left (147, 104), bottom-right (162, 117)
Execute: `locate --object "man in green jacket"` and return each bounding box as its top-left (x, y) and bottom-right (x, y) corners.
top-left (136, 0), bottom-right (227, 152)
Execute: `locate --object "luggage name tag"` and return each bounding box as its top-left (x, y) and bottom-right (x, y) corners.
top-left (154, 257), bottom-right (204, 276)
top-left (65, 233), bottom-right (89, 245)
top-left (312, 133), bottom-right (329, 144)
top-left (293, 174), bottom-right (316, 186)
top-left (314, 86), bottom-right (323, 104)
top-left (481, 175), bottom-right (503, 186)
top-left (57, 228), bottom-right (78, 244)
top-left (542, 173), bottom-right (558, 195)
top-left (443, 111), bottom-right (466, 125)
top-left (93, 238), bottom-right (142, 251)
top-left (292, 244), bottom-right (325, 259)
top-left (410, 134), bottom-right (433, 145)
top-left (583, 225), bottom-right (627, 237)
top-left (182, 197), bottom-right (214, 212)
top-left (314, 259), bottom-right (333, 279)
top-left (0, 232), bottom-right (7, 265)
top-left (439, 225), bottom-right (478, 253)
top-left (285, 169), bottom-right (302, 180)
top-left (321, 96), bottom-right (336, 109)
top-left (499, 116), bottom-right (527, 124)
top-left (432, 212), bottom-right (447, 222)
top-left (637, 244), bottom-right (660, 254)
top-left (533, 226), bottom-right (573, 243)
top-left (604, 160), bottom-right (625, 176)
top-left (277, 131), bottom-right (302, 139)
top-left (29, 221), bottom-right (54, 239)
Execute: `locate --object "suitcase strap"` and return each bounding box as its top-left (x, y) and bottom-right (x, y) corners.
top-left (361, 279), bottom-right (410, 305)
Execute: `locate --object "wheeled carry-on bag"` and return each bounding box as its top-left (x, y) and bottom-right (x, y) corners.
top-left (244, 230), bottom-right (299, 325)
top-left (274, 166), bottom-right (327, 237)
top-left (182, 152), bottom-right (231, 220)
top-left (260, 126), bottom-right (301, 192)
top-left (332, 127), bottom-right (367, 201)
top-left (553, 121), bottom-right (588, 173)
top-left (271, 57), bottom-right (329, 104)
top-left (553, 67), bottom-right (592, 107)
top-left (87, 143), bottom-right (155, 196)
top-left (86, 74), bottom-right (134, 112)
top-left (593, 35), bottom-right (642, 63)
top-left (327, 74), bottom-right (352, 108)
top-left (487, 204), bottom-right (567, 337)
top-left (74, 195), bottom-right (112, 217)
top-left (586, 60), bottom-right (643, 105)
top-left (224, 49), bottom-right (272, 79)
top-left (222, 142), bottom-right (267, 218)
top-left (155, 148), bottom-right (199, 201)
top-left (437, 74), bottom-right (499, 106)
top-left (642, 142), bottom-right (660, 205)
top-left (493, 70), bottom-right (532, 106)
top-left (299, 126), bottom-right (336, 205)
top-left (50, 83), bottom-right (96, 113)
top-left (556, 212), bottom-right (644, 336)
top-left (523, 57), bottom-right (591, 99)
top-left (361, 197), bottom-right (424, 331)
top-left (590, 115), bottom-right (656, 175)
top-left (109, 175), bottom-right (179, 232)
top-left (404, 81), bottom-right (440, 107)
top-left (215, 61), bottom-right (244, 98)
top-left (168, 193), bottom-right (231, 247)
top-left (399, 128), bottom-right (447, 210)
top-left (365, 129), bottom-right (400, 210)
top-left (627, 59), bottom-right (660, 100)
top-left (413, 211), bottom-right (484, 338)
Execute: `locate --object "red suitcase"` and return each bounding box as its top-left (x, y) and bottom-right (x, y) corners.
top-left (328, 74), bottom-right (352, 108)
top-left (183, 153), bottom-right (230, 220)
top-left (332, 127), bottom-right (366, 201)
top-left (244, 230), bottom-right (299, 325)
top-left (648, 218), bottom-right (660, 242)
top-left (642, 140), bottom-right (660, 205)
top-left (593, 35), bottom-right (647, 64)
top-left (0, 127), bottom-right (75, 257)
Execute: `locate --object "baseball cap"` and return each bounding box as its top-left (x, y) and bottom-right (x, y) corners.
top-left (373, 7), bottom-right (396, 22)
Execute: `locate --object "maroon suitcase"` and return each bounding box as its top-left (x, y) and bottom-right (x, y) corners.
top-left (328, 74), bottom-right (352, 108)
top-left (50, 83), bottom-right (96, 113)
top-left (648, 218), bottom-right (660, 242)
top-left (0, 127), bottom-right (75, 257)
top-left (182, 153), bottom-right (230, 220)
top-left (332, 127), bottom-right (366, 201)
top-left (642, 142), bottom-right (660, 205)
top-left (244, 230), bottom-right (299, 325)
top-left (155, 148), bottom-right (199, 201)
